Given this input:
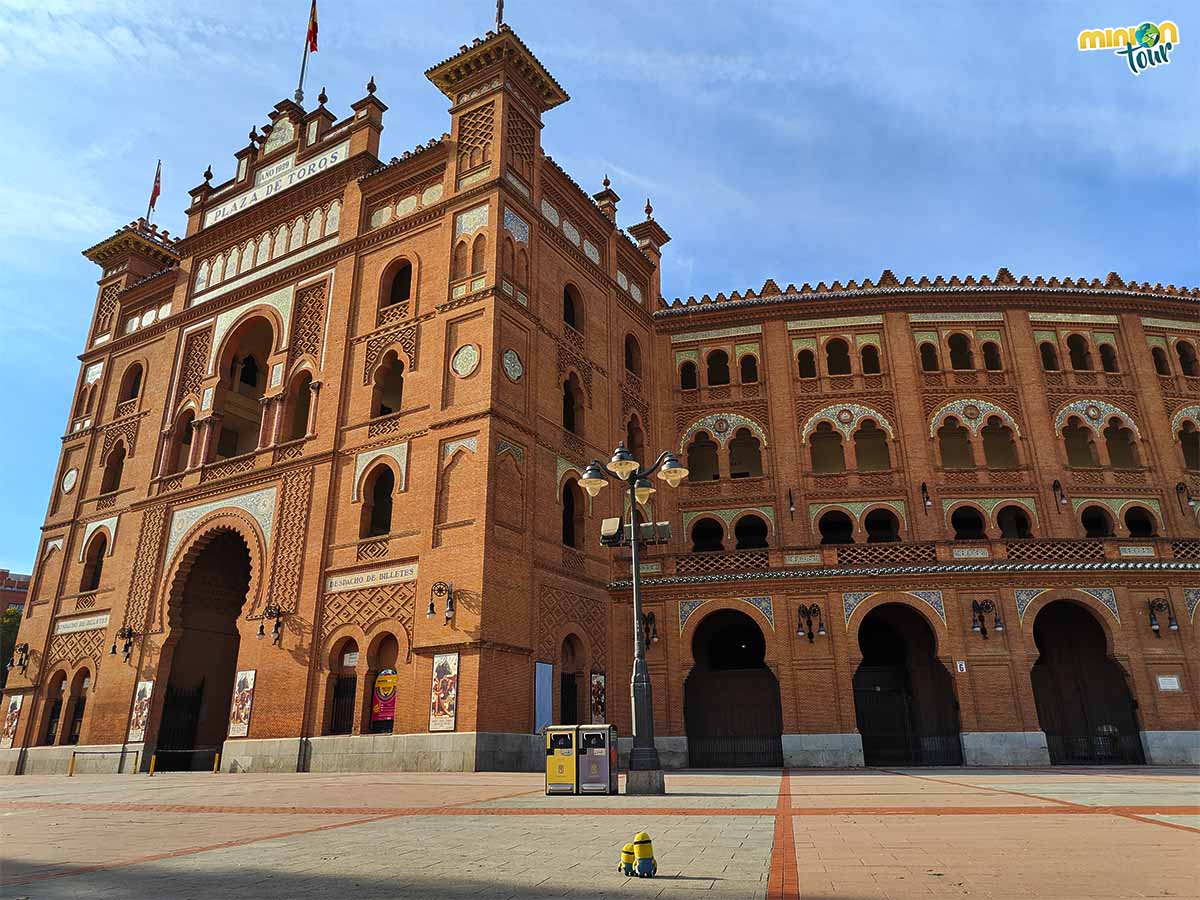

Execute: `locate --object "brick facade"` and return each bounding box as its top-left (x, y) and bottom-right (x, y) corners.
top-left (2, 26), bottom-right (1198, 773)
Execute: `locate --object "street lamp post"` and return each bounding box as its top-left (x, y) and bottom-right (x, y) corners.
top-left (580, 443), bottom-right (687, 795)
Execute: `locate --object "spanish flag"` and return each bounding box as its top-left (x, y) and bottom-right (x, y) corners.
top-left (306, 0), bottom-right (318, 53)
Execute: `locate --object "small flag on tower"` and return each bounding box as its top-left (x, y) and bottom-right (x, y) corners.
top-left (147, 159), bottom-right (162, 221)
top-left (306, 0), bottom-right (318, 53)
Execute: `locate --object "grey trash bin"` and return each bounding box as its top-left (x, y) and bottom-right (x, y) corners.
top-left (576, 725), bottom-right (618, 794)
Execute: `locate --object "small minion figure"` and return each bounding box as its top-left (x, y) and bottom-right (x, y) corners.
top-left (619, 842), bottom-right (636, 876)
top-left (632, 831), bottom-right (657, 877)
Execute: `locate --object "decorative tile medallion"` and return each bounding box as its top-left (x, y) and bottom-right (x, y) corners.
top-left (61, 468), bottom-right (78, 494)
top-left (454, 204), bottom-right (489, 238)
top-left (421, 184), bottom-right (444, 206)
top-left (561, 220), bottom-right (580, 246)
top-left (616, 271), bottom-right (629, 291)
top-left (1054, 399), bottom-right (1138, 437)
top-left (929, 398), bottom-right (1020, 436)
top-left (502, 349), bottom-right (524, 382)
top-left (451, 344), bottom-right (480, 378)
top-left (801, 403), bottom-right (894, 442)
top-left (539, 199), bottom-right (559, 226)
top-left (583, 239), bottom-right (600, 265)
top-left (679, 413), bottom-right (768, 452)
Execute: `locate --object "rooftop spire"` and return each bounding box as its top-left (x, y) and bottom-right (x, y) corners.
top-left (496, 0), bottom-right (504, 30)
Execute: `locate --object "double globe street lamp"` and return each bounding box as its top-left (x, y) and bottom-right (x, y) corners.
top-left (579, 443), bottom-right (687, 795)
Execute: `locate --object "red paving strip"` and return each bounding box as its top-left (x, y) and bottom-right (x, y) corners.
top-left (7, 799), bottom-right (1198, 818)
top-left (1, 812), bottom-right (400, 887)
top-left (767, 770), bottom-right (799, 900)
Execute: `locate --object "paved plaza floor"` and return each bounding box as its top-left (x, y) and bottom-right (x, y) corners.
top-left (0, 767), bottom-right (1196, 899)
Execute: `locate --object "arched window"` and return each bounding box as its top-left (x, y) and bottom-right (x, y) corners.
top-left (679, 361), bottom-right (698, 390)
top-left (728, 428), bottom-right (763, 478)
top-left (1039, 342), bottom-right (1060, 371)
top-left (919, 343), bottom-right (940, 372)
top-left (1066, 334), bottom-right (1093, 371)
top-left (825, 338), bottom-right (851, 375)
top-left (561, 479), bottom-right (584, 548)
top-left (626, 416), bottom-right (645, 464)
top-left (686, 432), bottom-right (719, 482)
top-left (690, 518), bottom-right (724, 552)
top-left (118, 363), bottom-right (144, 402)
top-left (948, 333), bottom-right (973, 370)
top-left (996, 505), bottom-right (1032, 538)
top-left (817, 510), bottom-right (854, 545)
top-left (1080, 505), bottom-right (1114, 538)
top-left (63, 669), bottom-right (90, 746)
top-left (1103, 419), bottom-right (1140, 469)
top-left (1124, 507), bottom-right (1156, 538)
top-left (1063, 417), bottom-right (1098, 467)
top-left (1181, 421), bottom-right (1200, 470)
top-left (1178, 340), bottom-right (1199, 376)
top-left (100, 444), bottom-right (125, 494)
top-left (733, 515), bottom-right (768, 550)
top-left (73, 386), bottom-right (91, 419)
top-left (860, 345), bottom-right (881, 375)
top-left (982, 342), bottom-right (1002, 371)
top-left (562, 373), bottom-right (584, 434)
top-left (624, 335), bottom-right (642, 376)
top-left (213, 314), bottom-right (275, 459)
top-left (797, 349), bottom-right (817, 378)
top-left (981, 416), bottom-right (1018, 469)
top-left (372, 351), bottom-right (404, 417)
top-left (1152, 346), bottom-right (1171, 376)
top-left (384, 260), bottom-right (412, 307)
top-left (360, 465), bottom-right (395, 538)
top-left (951, 506), bottom-right (986, 540)
top-left (41, 672), bottom-right (66, 746)
top-left (563, 284), bottom-right (582, 331)
top-left (452, 240), bottom-right (469, 281)
top-left (501, 237), bottom-right (515, 281)
top-left (937, 417), bottom-right (974, 469)
top-left (1099, 344), bottom-right (1119, 373)
top-left (167, 409), bottom-right (195, 475)
top-left (864, 509), bottom-right (900, 543)
top-left (739, 354), bottom-right (759, 384)
top-left (706, 350), bottom-right (730, 386)
top-left (287, 371), bottom-right (312, 440)
top-left (852, 420), bottom-right (891, 472)
top-left (470, 233), bottom-right (487, 275)
top-left (79, 533), bottom-right (106, 592)
top-left (809, 421), bottom-right (846, 474)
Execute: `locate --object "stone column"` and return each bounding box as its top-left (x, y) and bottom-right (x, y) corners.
top-left (269, 395), bottom-right (286, 446)
top-left (257, 397), bottom-right (273, 450)
top-left (306, 381), bottom-right (322, 438)
top-left (156, 427), bottom-right (175, 478)
top-left (196, 416), bottom-right (219, 467)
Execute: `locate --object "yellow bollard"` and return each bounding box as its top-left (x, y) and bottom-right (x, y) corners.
top-left (632, 831), bottom-right (657, 878)
top-left (148, 753), bottom-right (156, 776)
top-left (212, 752), bottom-right (221, 774)
top-left (68, 754), bottom-right (76, 777)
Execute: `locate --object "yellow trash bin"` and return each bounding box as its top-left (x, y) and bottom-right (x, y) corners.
top-left (545, 725), bottom-right (578, 795)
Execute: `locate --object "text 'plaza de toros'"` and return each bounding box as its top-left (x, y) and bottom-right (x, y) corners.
top-left (2, 24), bottom-right (1198, 775)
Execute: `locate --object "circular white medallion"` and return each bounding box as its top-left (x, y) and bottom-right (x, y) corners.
top-left (451, 344), bottom-right (480, 378)
top-left (502, 349), bottom-right (524, 382)
top-left (61, 468), bottom-right (78, 494)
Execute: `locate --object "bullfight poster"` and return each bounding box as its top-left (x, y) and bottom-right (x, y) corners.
top-left (1, 694), bottom-right (23, 749)
top-left (371, 668), bottom-right (398, 729)
top-left (428, 652), bottom-right (458, 732)
top-left (590, 673), bottom-right (606, 724)
top-left (127, 680), bottom-right (153, 742)
top-left (227, 670), bottom-right (256, 738)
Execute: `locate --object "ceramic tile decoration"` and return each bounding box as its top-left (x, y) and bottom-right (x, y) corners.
top-left (454, 204), bottom-right (489, 237)
top-left (1054, 399), bottom-right (1139, 437)
top-left (801, 403), bottom-right (895, 442)
top-left (166, 487), bottom-right (277, 563)
top-left (352, 443), bottom-right (409, 501)
top-left (79, 516), bottom-right (118, 561)
top-left (451, 344), bottom-right (480, 377)
top-left (503, 207), bottom-right (529, 244)
top-left (502, 349), bottom-right (524, 382)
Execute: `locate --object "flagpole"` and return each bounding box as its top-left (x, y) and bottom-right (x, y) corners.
top-left (146, 160), bottom-right (161, 225)
top-left (294, 39), bottom-right (310, 105)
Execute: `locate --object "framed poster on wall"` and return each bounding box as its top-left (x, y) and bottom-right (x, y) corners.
top-left (590, 673), bottom-right (606, 724)
top-left (534, 662), bottom-right (553, 733)
top-left (227, 670), bottom-right (256, 738)
top-left (127, 680), bottom-right (154, 742)
top-left (1, 694), bottom-right (23, 749)
top-left (371, 668), bottom-right (398, 732)
top-left (429, 653), bottom-right (458, 732)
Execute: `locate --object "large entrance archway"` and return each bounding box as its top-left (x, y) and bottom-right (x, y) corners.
top-left (684, 609), bottom-right (783, 768)
top-left (853, 603), bottom-right (963, 766)
top-left (1031, 600), bottom-right (1144, 764)
top-left (155, 530), bottom-right (252, 771)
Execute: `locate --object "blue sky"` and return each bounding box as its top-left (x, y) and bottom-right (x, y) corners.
top-left (0, 1), bottom-right (1195, 571)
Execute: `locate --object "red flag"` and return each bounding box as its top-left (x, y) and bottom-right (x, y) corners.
top-left (148, 160), bottom-right (161, 213)
top-left (306, 0), bottom-right (318, 53)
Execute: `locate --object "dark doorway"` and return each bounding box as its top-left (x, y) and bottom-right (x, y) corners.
top-left (329, 675), bottom-right (356, 735)
top-left (685, 609), bottom-right (783, 767)
top-left (853, 603), bottom-right (963, 766)
top-left (560, 674), bottom-right (579, 725)
top-left (155, 531), bottom-right (251, 771)
top-left (1031, 601), bottom-right (1144, 764)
